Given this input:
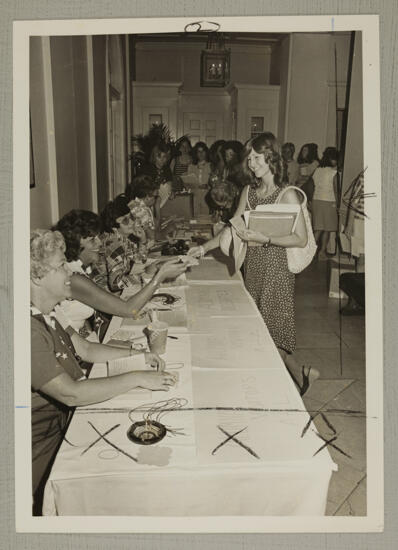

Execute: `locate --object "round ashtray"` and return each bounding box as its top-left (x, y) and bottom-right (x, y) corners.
top-left (127, 420), bottom-right (167, 445)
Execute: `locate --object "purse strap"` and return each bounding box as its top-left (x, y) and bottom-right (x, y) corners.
top-left (245, 185), bottom-right (253, 210)
top-left (276, 185), bottom-right (307, 209)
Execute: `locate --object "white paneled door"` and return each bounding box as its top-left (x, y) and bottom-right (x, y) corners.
top-left (183, 112), bottom-right (224, 146)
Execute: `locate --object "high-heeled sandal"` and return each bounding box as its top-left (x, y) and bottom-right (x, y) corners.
top-left (300, 366), bottom-right (319, 396)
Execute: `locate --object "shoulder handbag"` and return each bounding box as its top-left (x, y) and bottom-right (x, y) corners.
top-left (276, 185), bottom-right (317, 274)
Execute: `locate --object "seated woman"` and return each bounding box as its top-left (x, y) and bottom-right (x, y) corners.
top-left (30, 229), bottom-right (176, 513)
top-left (183, 141), bottom-right (211, 217)
top-left (55, 209), bottom-right (187, 327)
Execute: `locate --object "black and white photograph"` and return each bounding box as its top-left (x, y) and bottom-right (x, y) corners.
top-left (13, 15), bottom-right (383, 532)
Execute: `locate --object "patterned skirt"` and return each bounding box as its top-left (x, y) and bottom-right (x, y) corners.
top-left (244, 245), bottom-right (296, 353)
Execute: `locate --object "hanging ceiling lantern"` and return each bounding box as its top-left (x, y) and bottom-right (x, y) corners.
top-left (200, 33), bottom-right (230, 88)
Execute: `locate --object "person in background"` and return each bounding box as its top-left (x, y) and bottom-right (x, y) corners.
top-left (183, 141), bottom-right (211, 216)
top-left (297, 143), bottom-right (320, 203)
top-left (171, 136), bottom-right (193, 178)
top-left (281, 142), bottom-right (300, 186)
top-left (311, 147), bottom-right (339, 260)
top-left (221, 140), bottom-right (244, 189)
top-left (138, 143), bottom-right (174, 227)
top-left (30, 229), bottom-right (176, 514)
top-left (130, 137), bottom-right (146, 178)
top-left (207, 140), bottom-right (227, 189)
top-left (189, 132), bottom-right (319, 397)
top-left (55, 209), bottom-right (187, 332)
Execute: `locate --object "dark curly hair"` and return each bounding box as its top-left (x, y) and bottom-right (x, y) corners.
top-left (222, 140), bottom-right (244, 164)
top-left (55, 210), bottom-right (101, 261)
top-left (175, 136), bottom-right (193, 156)
top-left (125, 175), bottom-right (158, 201)
top-left (297, 143), bottom-right (320, 164)
top-left (208, 140), bottom-right (226, 169)
top-left (191, 141), bottom-right (209, 165)
top-left (243, 132), bottom-right (284, 188)
top-left (319, 146), bottom-right (339, 168)
top-left (100, 194), bottom-right (130, 234)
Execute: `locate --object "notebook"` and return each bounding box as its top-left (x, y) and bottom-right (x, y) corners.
top-left (243, 204), bottom-right (300, 247)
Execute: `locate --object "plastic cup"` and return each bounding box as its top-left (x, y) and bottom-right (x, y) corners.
top-left (143, 321), bottom-right (169, 355)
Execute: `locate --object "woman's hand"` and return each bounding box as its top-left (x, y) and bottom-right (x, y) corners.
top-left (144, 352), bottom-right (166, 371)
top-left (236, 228), bottom-right (267, 244)
top-left (187, 245), bottom-right (204, 258)
top-left (156, 258), bottom-right (187, 282)
top-left (137, 370), bottom-right (176, 391)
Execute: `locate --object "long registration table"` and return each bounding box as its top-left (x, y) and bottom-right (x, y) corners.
top-left (43, 254), bottom-right (336, 516)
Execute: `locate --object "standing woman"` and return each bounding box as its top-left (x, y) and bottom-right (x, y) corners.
top-left (189, 133), bottom-right (319, 395)
top-left (183, 141), bottom-right (211, 216)
top-left (172, 137), bottom-right (193, 178)
top-left (311, 147), bottom-right (339, 260)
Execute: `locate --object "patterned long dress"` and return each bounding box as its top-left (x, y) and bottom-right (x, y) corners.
top-left (244, 186), bottom-right (296, 353)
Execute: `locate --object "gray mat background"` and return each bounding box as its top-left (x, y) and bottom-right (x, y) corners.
top-left (1, 0), bottom-right (396, 548)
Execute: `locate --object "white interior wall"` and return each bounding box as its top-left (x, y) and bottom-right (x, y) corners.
top-left (285, 33), bottom-right (331, 154)
top-left (135, 42), bottom-right (272, 91)
top-left (30, 37), bottom-right (58, 230)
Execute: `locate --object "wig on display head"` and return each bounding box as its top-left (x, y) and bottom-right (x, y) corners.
top-left (55, 209), bottom-right (101, 261)
top-left (30, 229), bottom-right (66, 280)
top-left (100, 194), bottom-right (130, 233)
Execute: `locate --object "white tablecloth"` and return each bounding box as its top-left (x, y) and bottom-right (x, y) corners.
top-left (43, 256), bottom-right (336, 516)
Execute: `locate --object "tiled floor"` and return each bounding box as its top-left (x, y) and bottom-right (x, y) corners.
top-left (294, 256), bottom-right (366, 516)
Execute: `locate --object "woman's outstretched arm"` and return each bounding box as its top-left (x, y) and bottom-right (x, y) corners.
top-left (70, 258), bottom-right (186, 319)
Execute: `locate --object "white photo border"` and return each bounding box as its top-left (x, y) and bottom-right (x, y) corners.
top-left (13, 14), bottom-right (383, 533)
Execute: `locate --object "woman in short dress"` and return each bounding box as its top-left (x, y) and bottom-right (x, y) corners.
top-left (311, 147), bottom-right (339, 260)
top-left (189, 133), bottom-right (319, 395)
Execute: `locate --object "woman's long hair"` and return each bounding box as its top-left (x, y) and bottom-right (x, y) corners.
top-left (319, 146), bottom-right (339, 168)
top-left (297, 143), bottom-right (320, 164)
top-left (242, 132), bottom-right (284, 188)
top-left (191, 141), bottom-right (209, 165)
